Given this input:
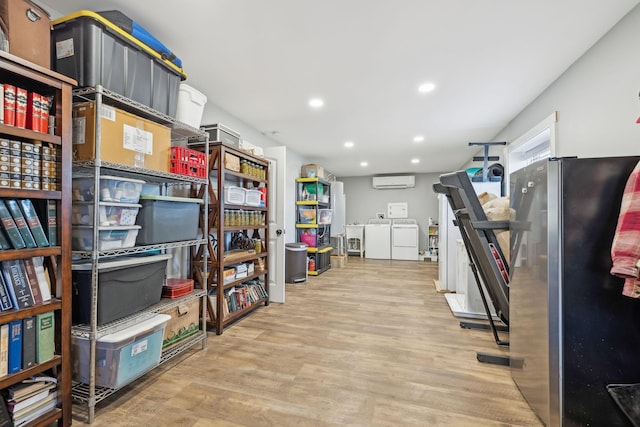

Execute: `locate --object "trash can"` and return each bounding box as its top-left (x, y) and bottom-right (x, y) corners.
top-left (285, 243), bottom-right (308, 283)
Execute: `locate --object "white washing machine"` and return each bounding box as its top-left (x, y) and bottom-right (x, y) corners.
top-left (364, 219), bottom-right (391, 259)
top-left (391, 219), bottom-right (419, 261)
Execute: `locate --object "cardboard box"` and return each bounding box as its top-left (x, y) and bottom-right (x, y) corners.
top-left (224, 153), bottom-right (240, 172)
top-left (160, 298), bottom-right (200, 350)
top-left (72, 101), bottom-right (171, 172)
top-left (0, 0), bottom-right (51, 68)
top-left (301, 164), bottom-right (325, 179)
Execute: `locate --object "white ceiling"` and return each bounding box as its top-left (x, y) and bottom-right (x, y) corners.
top-left (45, 0), bottom-right (640, 177)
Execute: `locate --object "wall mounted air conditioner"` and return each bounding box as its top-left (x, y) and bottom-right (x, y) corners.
top-left (372, 175), bottom-right (415, 189)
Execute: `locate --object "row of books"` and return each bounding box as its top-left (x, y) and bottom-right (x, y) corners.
top-left (0, 258), bottom-right (52, 311)
top-left (0, 312), bottom-right (55, 379)
top-left (0, 376), bottom-right (57, 427)
top-left (0, 139), bottom-right (58, 191)
top-left (0, 199), bottom-right (56, 250)
top-left (208, 280), bottom-right (268, 320)
top-left (2, 84), bottom-right (52, 134)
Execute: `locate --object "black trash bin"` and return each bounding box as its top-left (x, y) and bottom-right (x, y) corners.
top-left (285, 243), bottom-right (308, 283)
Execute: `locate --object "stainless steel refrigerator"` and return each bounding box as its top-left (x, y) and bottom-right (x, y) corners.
top-left (510, 156), bottom-right (640, 426)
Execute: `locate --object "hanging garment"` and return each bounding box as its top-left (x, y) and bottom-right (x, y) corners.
top-left (611, 160), bottom-right (640, 297)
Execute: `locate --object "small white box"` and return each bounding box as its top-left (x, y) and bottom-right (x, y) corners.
top-left (176, 83), bottom-right (207, 129)
top-left (224, 186), bottom-right (245, 205)
top-left (72, 225), bottom-right (141, 251)
top-left (244, 189), bottom-right (261, 207)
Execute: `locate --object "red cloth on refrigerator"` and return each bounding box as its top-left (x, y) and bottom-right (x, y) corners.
top-left (611, 160), bottom-right (640, 297)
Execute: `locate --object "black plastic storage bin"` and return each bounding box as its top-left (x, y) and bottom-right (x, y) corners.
top-left (52, 11), bottom-right (185, 117)
top-left (72, 254), bottom-right (171, 325)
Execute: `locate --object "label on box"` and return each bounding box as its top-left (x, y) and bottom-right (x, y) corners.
top-left (131, 339), bottom-right (148, 357)
top-left (100, 105), bottom-right (116, 122)
top-left (55, 39), bottom-right (75, 59)
top-left (72, 117), bottom-right (86, 145)
top-left (123, 124), bottom-right (153, 154)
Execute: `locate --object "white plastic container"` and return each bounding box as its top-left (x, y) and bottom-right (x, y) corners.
top-left (244, 189), bottom-right (262, 207)
top-left (73, 175), bottom-right (145, 203)
top-left (175, 83), bottom-right (207, 129)
top-left (224, 186), bottom-right (245, 205)
top-left (72, 202), bottom-right (141, 226)
top-left (72, 225), bottom-right (141, 251)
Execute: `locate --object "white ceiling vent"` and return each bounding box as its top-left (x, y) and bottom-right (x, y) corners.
top-left (372, 175), bottom-right (415, 189)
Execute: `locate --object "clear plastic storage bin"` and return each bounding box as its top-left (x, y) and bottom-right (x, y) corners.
top-left (73, 175), bottom-right (145, 203)
top-left (72, 314), bottom-right (171, 388)
top-left (72, 225), bottom-right (141, 251)
top-left (72, 202), bottom-right (141, 226)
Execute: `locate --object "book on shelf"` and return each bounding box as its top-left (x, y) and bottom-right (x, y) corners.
top-left (21, 317), bottom-right (35, 370)
top-left (7, 376), bottom-right (56, 401)
top-left (1, 260), bottom-right (34, 309)
top-left (0, 324), bottom-right (7, 378)
top-left (0, 200), bottom-right (25, 249)
top-left (31, 258), bottom-right (51, 303)
top-left (35, 311), bottom-right (54, 363)
top-left (0, 397), bottom-right (10, 427)
top-left (0, 274), bottom-right (13, 311)
top-left (3, 84), bottom-right (15, 127)
top-left (8, 387), bottom-right (53, 415)
top-left (21, 259), bottom-right (41, 305)
top-left (25, 92), bottom-right (39, 133)
top-left (5, 200), bottom-right (36, 249)
top-left (14, 88), bottom-right (27, 129)
top-left (12, 391), bottom-right (56, 426)
top-left (36, 200), bottom-right (56, 247)
top-left (18, 200), bottom-right (49, 248)
top-left (0, 229), bottom-right (11, 251)
top-left (7, 319), bottom-right (21, 374)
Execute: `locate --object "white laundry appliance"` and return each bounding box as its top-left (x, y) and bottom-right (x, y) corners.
top-left (391, 219), bottom-right (419, 261)
top-left (364, 219), bottom-right (391, 259)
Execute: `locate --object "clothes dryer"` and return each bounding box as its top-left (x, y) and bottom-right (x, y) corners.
top-left (391, 219), bottom-right (419, 260)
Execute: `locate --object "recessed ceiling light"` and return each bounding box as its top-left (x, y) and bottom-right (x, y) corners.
top-left (418, 82), bottom-right (436, 93)
top-left (413, 135), bottom-right (424, 143)
top-left (360, 161), bottom-right (368, 167)
top-left (411, 158), bottom-right (420, 164)
top-left (308, 98), bottom-right (324, 109)
top-left (344, 141), bottom-right (354, 148)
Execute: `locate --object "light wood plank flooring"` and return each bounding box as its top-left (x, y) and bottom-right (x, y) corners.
top-left (74, 257), bottom-right (543, 426)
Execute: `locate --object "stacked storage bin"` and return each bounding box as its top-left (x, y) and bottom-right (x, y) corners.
top-left (71, 175), bottom-right (144, 251)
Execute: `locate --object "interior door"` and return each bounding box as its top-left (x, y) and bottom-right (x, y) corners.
top-left (264, 146), bottom-right (286, 303)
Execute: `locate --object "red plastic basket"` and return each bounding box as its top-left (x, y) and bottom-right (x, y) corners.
top-left (170, 146), bottom-right (207, 178)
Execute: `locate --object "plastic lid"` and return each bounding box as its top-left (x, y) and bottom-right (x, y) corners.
top-left (72, 253), bottom-right (171, 271)
top-left (98, 314), bottom-right (171, 343)
top-left (74, 225), bottom-right (142, 231)
top-left (139, 195), bottom-right (203, 204)
top-left (286, 243), bottom-right (308, 250)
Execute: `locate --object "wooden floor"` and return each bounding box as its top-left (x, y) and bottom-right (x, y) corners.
top-left (74, 257), bottom-right (543, 426)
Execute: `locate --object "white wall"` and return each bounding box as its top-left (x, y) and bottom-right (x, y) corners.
top-left (489, 4), bottom-right (640, 169)
top-left (339, 173), bottom-right (443, 252)
top-left (201, 103), bottom-right (309, 243)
